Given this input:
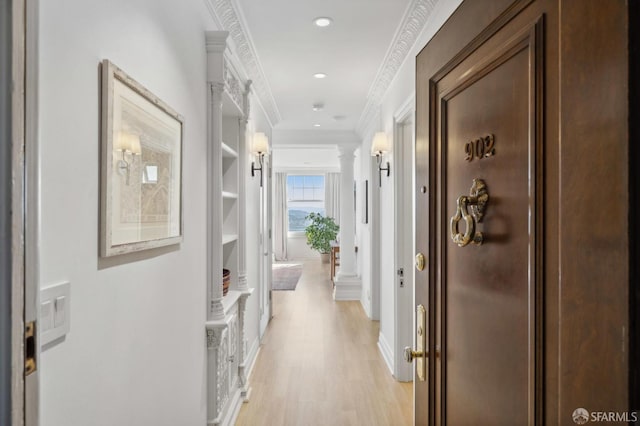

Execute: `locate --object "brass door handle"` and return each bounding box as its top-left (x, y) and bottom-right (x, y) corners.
top-left (449, 179), bottom-right (489, 247)
top-left (404, 347), bottom-right (428, 363)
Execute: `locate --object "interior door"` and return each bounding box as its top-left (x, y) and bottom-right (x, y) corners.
top-left (415, 1), bottom-right (547, 425)
top-left (414, 0), bottom-right (631, 425)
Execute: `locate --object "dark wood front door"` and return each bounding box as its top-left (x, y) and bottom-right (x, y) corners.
top-left (414, 0), bottom-right (631, 425)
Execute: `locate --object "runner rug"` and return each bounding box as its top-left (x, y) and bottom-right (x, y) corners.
top-left (272, 263), bottom-right (303, 291)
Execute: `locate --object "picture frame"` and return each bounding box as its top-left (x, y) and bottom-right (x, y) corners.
top-left (100, 60), bottom-right (184, 257)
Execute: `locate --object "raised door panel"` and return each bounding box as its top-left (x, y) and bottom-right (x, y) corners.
top-left (434, 17), bottom-right (543, 425)
top-left (228, 312), bottom-right (238, 391)
top-left (215, 327), bottom-right (230, 419)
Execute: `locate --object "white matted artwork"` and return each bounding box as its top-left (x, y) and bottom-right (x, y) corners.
top-left (100, 60), bottom-right (183, 257)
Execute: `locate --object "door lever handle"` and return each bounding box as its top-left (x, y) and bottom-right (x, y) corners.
top-left (404, 347), bottom-right (428, 363)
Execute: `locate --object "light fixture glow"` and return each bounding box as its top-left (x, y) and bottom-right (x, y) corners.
top-left (251, 132), bottom-right (269, 187)
top-left (314, 17), bottom-right (333, 27)
top-left (313, 73), bottom-right (327, 79)
top-left (371, 132), bottom-right (391, 187)
top-left (314, 124), bottom-right (321, 127)
top-left (115, 131), bottom-right (141, 185)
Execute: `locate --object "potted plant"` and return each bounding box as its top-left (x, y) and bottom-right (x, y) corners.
top-left (304, 212), bottom-right (339, 263)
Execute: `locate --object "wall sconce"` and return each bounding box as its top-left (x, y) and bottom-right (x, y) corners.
top-left (115, 131), bottom-right (141, 185)
top-left (251, 132), bottom-right (269, 187)
top-left (371, 132), bottom-right (390, 187)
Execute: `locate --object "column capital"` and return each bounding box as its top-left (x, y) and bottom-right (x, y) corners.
top-left (338, 144), bottom-right (357, 159)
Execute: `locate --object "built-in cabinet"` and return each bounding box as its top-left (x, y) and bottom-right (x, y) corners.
top-left (205, 31), bottom-right (253, 426)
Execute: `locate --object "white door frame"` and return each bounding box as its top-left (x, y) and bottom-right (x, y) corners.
top-left (259, 153), bottom-right (273, 337)
top-left (369, 154), bottom-right (381, 320)
top-left (8, 0), bottom-right (39, 424)
top-left (392, 95), bottom-right (414, 382)
top-left (3, 0), bottom-right (21, 423)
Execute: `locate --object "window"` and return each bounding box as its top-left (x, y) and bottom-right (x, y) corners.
top-left (287, 175), bottom-right (325, 232)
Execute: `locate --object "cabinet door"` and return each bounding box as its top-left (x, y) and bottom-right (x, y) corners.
top-left (227, 313), bottom-right (238, 391)
top-left (216, 327), bottom-right (230, 418)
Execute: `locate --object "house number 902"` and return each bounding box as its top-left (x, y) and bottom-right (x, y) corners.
top-left (464, 134), bottom-right (495, 162)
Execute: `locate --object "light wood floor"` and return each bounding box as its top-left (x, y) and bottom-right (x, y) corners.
top-left (235, 260), bottom-right (413, 426)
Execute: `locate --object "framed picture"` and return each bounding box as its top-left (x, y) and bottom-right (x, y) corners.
top-left (361, 180), bottom-right (368, 224)
top-left (100, 60), bottom-right (184, 257)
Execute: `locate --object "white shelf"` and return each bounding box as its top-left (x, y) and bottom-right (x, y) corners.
top-left (221, 291), bottom-right (241, 312)
top-left (222, 191), bottom-right (239, 199)
top-left (222, 142), bottom-right (238, 158)
top-left (222, 234), bottom-right (238, 245)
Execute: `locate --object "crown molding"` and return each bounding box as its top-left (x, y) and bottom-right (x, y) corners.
top-left (356, 0), bottom-right (439, 137)
top-left (205, 0), bottom-right (282, 126)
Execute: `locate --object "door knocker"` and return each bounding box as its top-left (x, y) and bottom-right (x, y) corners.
top-left (449, 179), bottom-right (489, 247)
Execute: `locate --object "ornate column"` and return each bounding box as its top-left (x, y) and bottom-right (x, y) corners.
top-left (334, 145), bottom-right (362, 300)
top-left (207, 80), bottom-right (225, 321)
top-left (237, 81), bottom-right (254, 400)
top-left (237, 81), bottom-right (251, 293)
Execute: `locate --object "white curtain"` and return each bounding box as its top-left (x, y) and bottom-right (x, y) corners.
top-left (325, 172), bottom-right (341, 225)
top-left (273, 172), bottom-right (288, 261)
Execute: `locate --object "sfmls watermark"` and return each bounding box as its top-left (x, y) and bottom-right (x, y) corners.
top-left (572, 408), bottom-right (639, 424)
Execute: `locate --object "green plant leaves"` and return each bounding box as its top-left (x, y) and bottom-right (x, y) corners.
top-left (304, 213), bottom-right (339, 254)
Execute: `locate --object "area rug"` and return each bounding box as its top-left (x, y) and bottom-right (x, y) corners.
top-left (272, 263), bottom-right (303, 291)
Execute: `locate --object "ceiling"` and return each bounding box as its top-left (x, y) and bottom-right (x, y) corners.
top-left (227, 0), bottom-right (413, 134)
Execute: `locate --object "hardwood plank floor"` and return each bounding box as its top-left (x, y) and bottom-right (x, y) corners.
top-left (236, 260), bottom-right (413, 426)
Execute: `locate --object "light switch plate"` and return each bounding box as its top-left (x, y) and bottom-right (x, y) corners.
top-left (54, 296), bottom-right (66, 327)
top-left (40, 300), bottom-right (54, 332)
top-left (41, 281), bottom-right (70, 347)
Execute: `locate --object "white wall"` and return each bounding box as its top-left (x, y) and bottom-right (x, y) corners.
top-left (272, 146), bottom-right (339, 170)
top-left (38, 1), bottom-right (223, 425)
top-left (285, 235), bottom-right (318, 260)
top-left (356, 0), bottom-right (462, 373)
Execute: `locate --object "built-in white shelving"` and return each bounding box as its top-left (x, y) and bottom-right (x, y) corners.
top-left (222, 191), bottom-right (238, 199)
top-left (222, 142), bottom-right (238, 158)
top-left (205, 30), bottom-right (254, 426)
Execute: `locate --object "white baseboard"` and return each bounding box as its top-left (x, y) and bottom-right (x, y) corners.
top-left (377, 332), bottom-right (394, 376)
top-left (208, 387), bottom-right (243, 426)
top-left (333, 275), bottom-right (362, 301)
top-left (244, 338), bottom-right (260, 381)
top-left (361, 297), bottom-right (371, 318)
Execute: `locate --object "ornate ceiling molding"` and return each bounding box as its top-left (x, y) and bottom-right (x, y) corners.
top-left (356, 0), bottom-right (439, 137)
top-left (205, 0), bottom-right (282, 126)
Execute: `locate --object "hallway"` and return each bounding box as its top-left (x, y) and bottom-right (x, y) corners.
top-left (236, 261), bottom-right (413, 426)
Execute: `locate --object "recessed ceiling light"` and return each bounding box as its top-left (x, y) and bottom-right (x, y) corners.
top-left (314, 124), bottom-right (321, 127)
top-left (312, 103), bottom-right (324, 111)
top-left (314, 17), bottom-right (333, 27)
top-left (313, 73), bottom-right (327, 79)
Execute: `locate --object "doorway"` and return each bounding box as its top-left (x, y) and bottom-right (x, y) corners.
top-left (392, 99), bottom-right (414, 382)
top-left (259, 153), bottom-right (273, 337)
